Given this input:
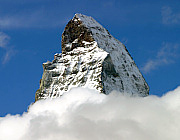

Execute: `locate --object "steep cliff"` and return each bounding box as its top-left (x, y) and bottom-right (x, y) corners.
top-left (35, 14), bottom-right (149, 101)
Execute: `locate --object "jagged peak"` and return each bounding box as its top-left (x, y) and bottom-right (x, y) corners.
top-left (74, 13), bottom-right (104, 29)
top-left (35, 14), bottom-right (149, 101)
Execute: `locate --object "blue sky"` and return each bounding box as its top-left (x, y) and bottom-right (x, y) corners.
top-left (0, 0), bottom-right (180, 116)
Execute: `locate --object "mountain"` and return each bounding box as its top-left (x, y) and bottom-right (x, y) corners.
top-left (35, 14), bottom-right (149, 101)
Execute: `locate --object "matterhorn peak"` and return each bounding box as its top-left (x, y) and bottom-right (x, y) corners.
top-left (35, 13), bottom-right (149, 101)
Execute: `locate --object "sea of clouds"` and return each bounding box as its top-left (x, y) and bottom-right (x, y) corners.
top-left (0, 87), bottom-right (180, 140)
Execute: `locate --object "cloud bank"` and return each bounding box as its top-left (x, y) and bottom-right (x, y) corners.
top-left (1, 87), bottom-right (180, 140)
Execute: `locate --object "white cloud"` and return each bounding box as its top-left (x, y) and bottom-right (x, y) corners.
top-left (141, 42), bottom-right (179, 73)
top-left (1, 87), bottom-right (180, 140)
top-left (161, 6), bottom-right (180, 25)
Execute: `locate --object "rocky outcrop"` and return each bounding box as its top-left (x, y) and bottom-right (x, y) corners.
top-left (35, 14), bottom-right (149, 101)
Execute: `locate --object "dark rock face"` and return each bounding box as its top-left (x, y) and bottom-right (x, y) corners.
top-left (102, 54), bottom-right (119, 77)
top-left (35, 14), bottom-right (149, 101)
top-left (62, 17), bottom-right (94, 53)
top-left (102, 54), bottom-right (120, 94)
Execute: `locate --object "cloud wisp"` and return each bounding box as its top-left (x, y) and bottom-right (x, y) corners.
top-left (0, 32), bottom-right (10, 48)
top-left (0, 32), bottom-right (16, 64)
top-left (0, 10), bottom-right (69, 29)
top-left (161, 6), bottom-right (180, 25)
top-left (141, 42), bottom-right (179, 73)
top-left (1, 87), bottom-right (180, 140)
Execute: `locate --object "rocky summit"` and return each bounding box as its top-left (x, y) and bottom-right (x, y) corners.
top-left (35, 14), bottom-right (149, 101)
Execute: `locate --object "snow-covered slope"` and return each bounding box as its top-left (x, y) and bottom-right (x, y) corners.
top-left (35, 14), bottom-right (149, 101)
